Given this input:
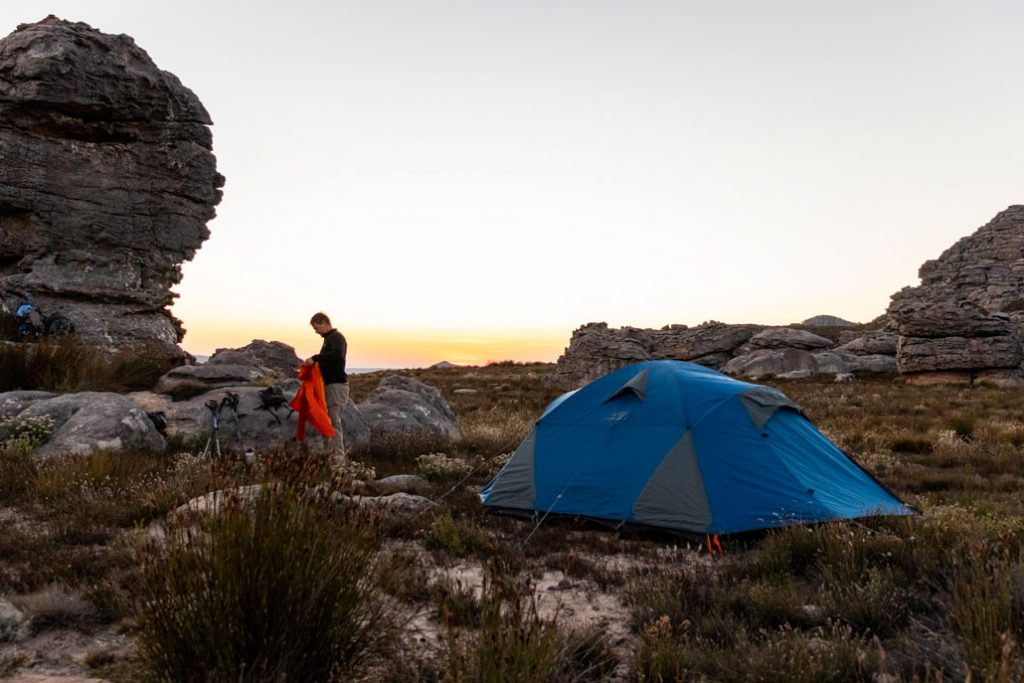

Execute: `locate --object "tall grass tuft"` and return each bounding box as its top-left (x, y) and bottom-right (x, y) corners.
top-left (0, 338), bottom-right (172, 393)
top-left (137, 484), bottom-right (392, 682)
top-left (949, 542), bottom-right (1024, 680)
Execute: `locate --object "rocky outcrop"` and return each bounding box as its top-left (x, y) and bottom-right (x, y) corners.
top-left (0, 17), bottom-right (223, 362)
top-left (552, 321), bottom-right (772, 388)
top-left (552, 321), bottom-right (890, 387)
top-left (888, 206), bottom-right (1024, 378)
top-left (208, 340), bottom-right (301, 378)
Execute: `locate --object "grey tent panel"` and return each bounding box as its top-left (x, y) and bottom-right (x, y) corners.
top-left (482, 427), bottom-right (537, 509)
top-left (605, 368), bottom-right (649, 403)
top-left (632, 430), bottom-right (712, 532)
top-left (739, 386), bottom-right (803, 430)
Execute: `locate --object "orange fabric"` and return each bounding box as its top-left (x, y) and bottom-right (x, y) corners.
top-left (289, 363), bottom-right (335, 441)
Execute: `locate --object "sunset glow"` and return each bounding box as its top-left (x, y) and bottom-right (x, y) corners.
top-left (178, 317), bottom-right (568, 368)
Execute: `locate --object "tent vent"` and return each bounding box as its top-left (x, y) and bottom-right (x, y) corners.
top-left (605, 369), bottom-right (648, 403)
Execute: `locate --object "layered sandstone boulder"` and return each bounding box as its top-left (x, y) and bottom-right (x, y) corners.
top-left (0, 17), bottom-right (223, 362)
top-left (888, 206), bottom-right (1024, 380)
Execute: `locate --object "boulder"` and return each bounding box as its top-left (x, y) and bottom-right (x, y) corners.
top-left (743, 327), bottom-right (833, 351)
top-left (888, 300), bottom-right (1012, 338)
top-left (836, 331), bottom-right (899, 356)
top-left (131, 385), bottom-right (371, 453)
top-left (896, 335), bottom-right (1022, 373)
top-left (0, 596), bottom-right (27, 642)
top-left (153, 363), bottom-right (267, 399)
top-left (0, 17), bottom-right (223, 363)
top-left (347, 492), bottom-right (435, 516)
top-left (359, 376), bottom-right (460, 440)
top-left (374, 474), bottom-right (429, 494)
top-left (16, 392), bottom-right (165, 458)
top-left (208, 340), bottom-right (301, 378)
top-left (722, 349), bottom-right (817, 379)
top-left (887, 206), bottom-right (1024, 373)
top-left (0, 390), bottom-right (56, 420)
top-left (853, 354), bottom-right (899, 374)
top-left (810, 351), bottom-right (862, 375)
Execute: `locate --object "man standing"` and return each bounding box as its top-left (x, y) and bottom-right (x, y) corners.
top-left (304, 312), bottom-right (348, 460)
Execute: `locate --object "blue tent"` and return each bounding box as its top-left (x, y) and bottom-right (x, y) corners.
top-left (480, 360), bottom-right (913, 534)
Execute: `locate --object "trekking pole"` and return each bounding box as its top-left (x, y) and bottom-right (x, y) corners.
top-left (201, 398), bottom-right (222, 459)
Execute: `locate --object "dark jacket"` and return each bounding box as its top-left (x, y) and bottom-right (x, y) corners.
top-left (313, 329), bottom-right (348, 384)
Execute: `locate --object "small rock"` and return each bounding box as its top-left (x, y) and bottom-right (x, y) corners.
top-left (452, 388), bottom-right (478, 395)
top-left (0, 597), bottom-right (27, 642)
top-left (375, 474), bottom-right (429, 493)
top-left (557, 578), bottom-right (573, 590)
top-left (834, 373), bottom-right (855, 383)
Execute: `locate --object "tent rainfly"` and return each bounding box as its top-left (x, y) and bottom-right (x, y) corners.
top-left (480, 360), bottom-right (913, 534)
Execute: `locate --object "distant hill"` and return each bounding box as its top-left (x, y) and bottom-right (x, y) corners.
top-left (801, 315), bottom-right (858, 327)
top-left (430, 361), bottom-right (458, 369)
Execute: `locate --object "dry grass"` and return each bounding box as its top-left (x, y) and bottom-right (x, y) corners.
top-left (3, 364), bottom-right (1024, 680)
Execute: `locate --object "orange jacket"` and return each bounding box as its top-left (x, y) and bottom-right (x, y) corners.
top-left (289, 363), bottom-right (336, 441)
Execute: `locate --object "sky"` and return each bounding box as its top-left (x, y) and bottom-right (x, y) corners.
top-left (3, 2), bottom-right (1022, 367)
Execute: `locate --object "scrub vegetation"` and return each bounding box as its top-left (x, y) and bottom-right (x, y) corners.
top-left (1, 363), bottom-right (1024, 681)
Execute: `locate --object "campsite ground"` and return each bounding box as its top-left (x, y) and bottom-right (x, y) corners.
top-left (1, 362), bottom-right (1023, 681)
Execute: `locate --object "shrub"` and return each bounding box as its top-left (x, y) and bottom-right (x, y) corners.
top-left (417, 452), bottom-right (474, 482)
top-left (136, 484), bottom-right (392, 682)
top-left (0, 414), bottom-right (54, 450)
top-left (422, 509), bottom-right (489, 558)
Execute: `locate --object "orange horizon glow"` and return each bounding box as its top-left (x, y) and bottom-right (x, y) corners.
top-left (180, 320), bottom-right (569, 368)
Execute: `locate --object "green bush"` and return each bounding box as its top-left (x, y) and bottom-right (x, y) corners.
top-left (137, 484), bottom-right (391, 682)
top-left (423, 509), bottom-right (489, 558)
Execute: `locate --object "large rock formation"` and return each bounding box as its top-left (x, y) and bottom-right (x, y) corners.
top-left (0, 17), bottom-right (223, 362)
top-left (550, 320), bottom-right (892, 388)
top-left (888, 206), bottom-right (1024, 382)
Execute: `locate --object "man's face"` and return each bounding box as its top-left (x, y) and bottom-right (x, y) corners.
top-left (311, 322), bottom-right (330, 335)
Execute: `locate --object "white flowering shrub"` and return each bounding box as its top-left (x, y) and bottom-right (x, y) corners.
top-left (484, 452), bottom-right (513, 477)
top-left (416, 453), bottom-right (473, 481)
top-left (1, 414), bottom-right (55, 452)
top-left (335, 459), bottom-right (376, 482)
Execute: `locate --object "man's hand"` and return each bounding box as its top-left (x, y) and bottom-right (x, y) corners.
top-left (303, 357), bottom-right (314, 367)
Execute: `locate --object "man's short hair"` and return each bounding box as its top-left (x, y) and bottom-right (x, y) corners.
top-left (310, 312), bottom-right (331, 326)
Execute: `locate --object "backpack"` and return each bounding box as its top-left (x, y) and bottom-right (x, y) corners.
top-left (15, 302), bottom-right (45, 340)
top-left (14, 302), bottom-right (75, 340)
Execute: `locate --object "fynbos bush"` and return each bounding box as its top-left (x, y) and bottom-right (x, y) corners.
top-left (137, 484), bottom-right (392, 682)
top-left (0, 414), bottom-right (54, 451)
top-left (417, 452), bottom-right (474, 481)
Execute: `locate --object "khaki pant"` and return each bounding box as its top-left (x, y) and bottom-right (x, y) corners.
top-left (324, 382), bottom-right (349, 458)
